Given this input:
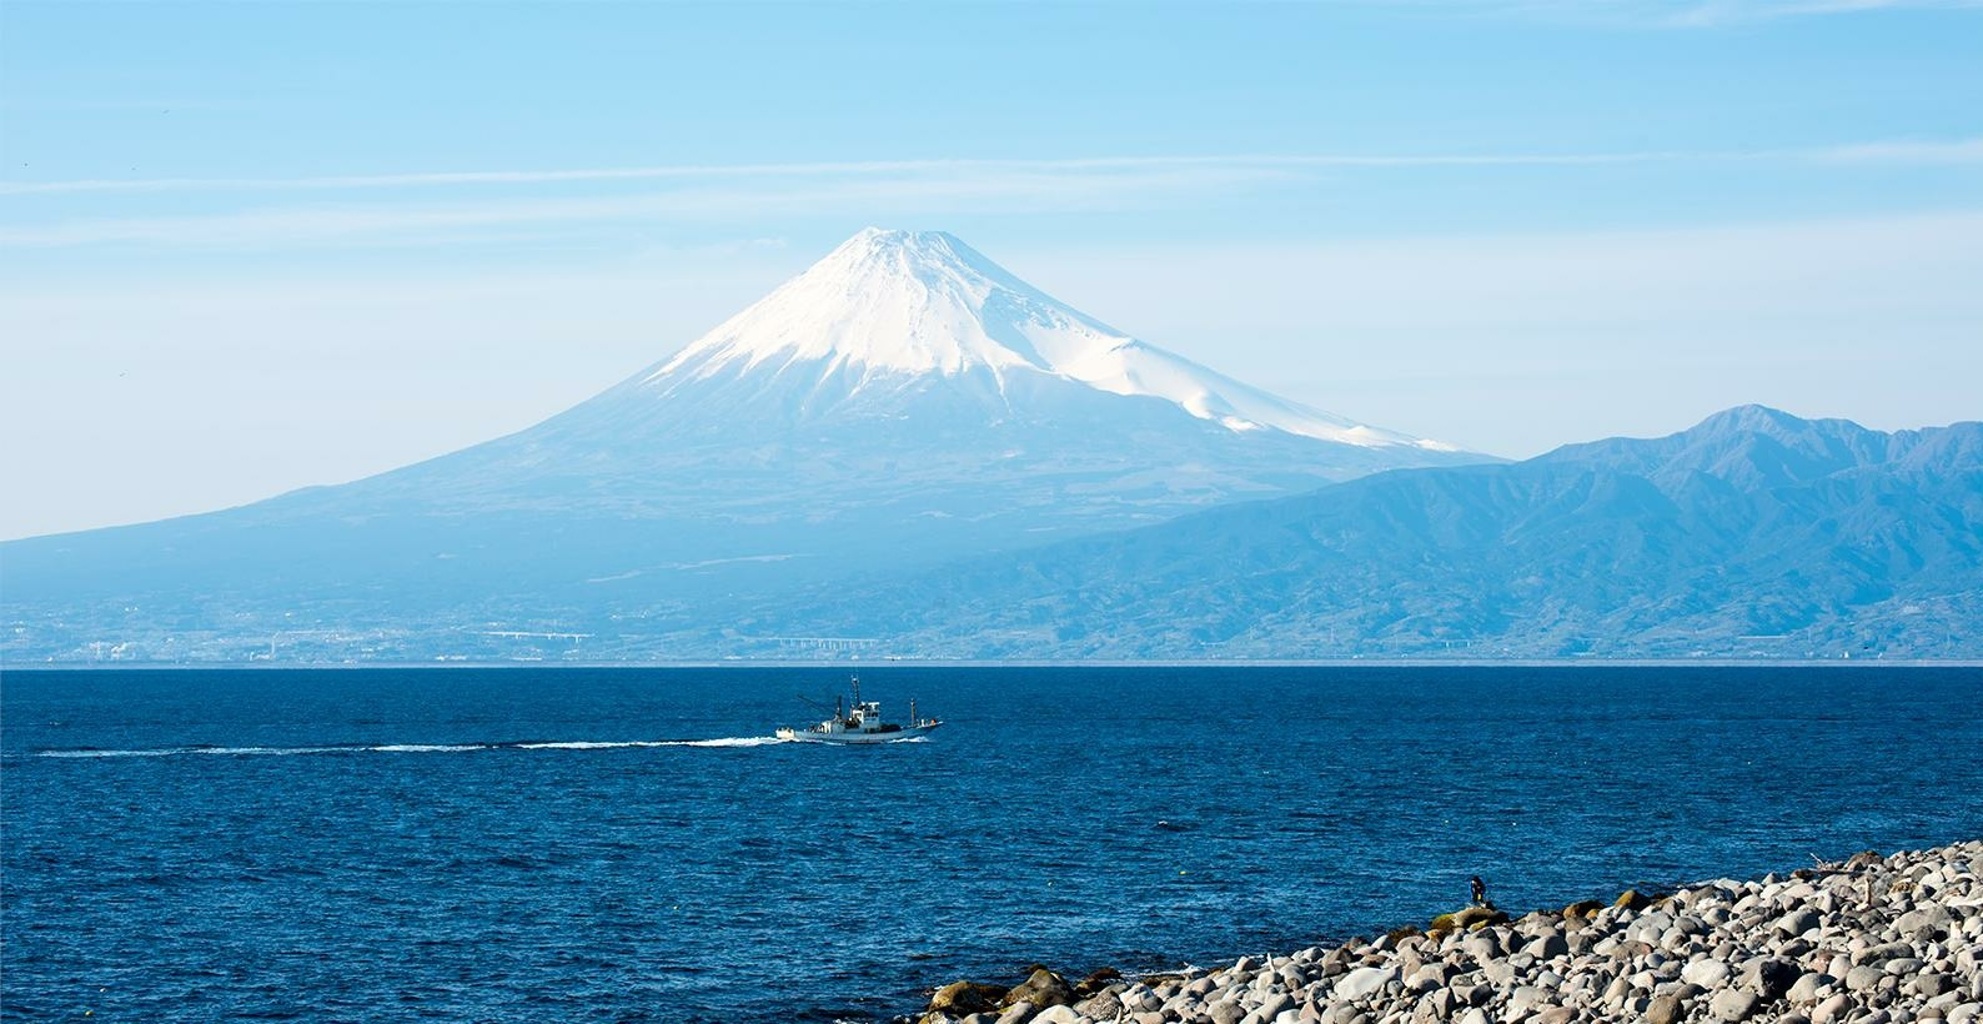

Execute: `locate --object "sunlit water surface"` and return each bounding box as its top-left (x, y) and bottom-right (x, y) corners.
top-left (5, 666), bottom-right (1979, 1022)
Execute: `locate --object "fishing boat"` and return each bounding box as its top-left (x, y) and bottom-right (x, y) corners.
top-left (775, 676), bottom-right (941, 744)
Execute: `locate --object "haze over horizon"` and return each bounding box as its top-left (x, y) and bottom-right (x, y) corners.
top-left (3, 1), bottom-right (1980, 540)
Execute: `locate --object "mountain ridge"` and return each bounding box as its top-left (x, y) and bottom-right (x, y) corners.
top-left (642, 228), bottom-right (1458, 450)
top-left (719, 406), bottom-right (1983, 661)
top-left (1, 228), bottom-right (1486, 663)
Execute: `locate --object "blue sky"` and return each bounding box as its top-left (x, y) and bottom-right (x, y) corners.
top-left (2, 0), bottom-right (1980, 539)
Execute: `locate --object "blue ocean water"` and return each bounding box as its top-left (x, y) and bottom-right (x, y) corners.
top-left (3, 665), bottom-right (1979, 1023)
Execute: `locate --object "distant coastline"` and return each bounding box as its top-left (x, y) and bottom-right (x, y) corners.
top-left (10, 658), bottom-right (1983, 672)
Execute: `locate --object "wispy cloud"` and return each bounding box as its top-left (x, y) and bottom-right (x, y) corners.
top-left (0, 152), bottom-right (1693, 198)
top-left (2, 140), bottom-right (1976, 250)
top-left (1406, 0), bottom-right (1983, 27)
top-left (5, 139), bottom-right (1977, 201)
top-left (0, 163), bottom-right (1296, 248)
top-left (1816, 138), bottom-right (1983, 164)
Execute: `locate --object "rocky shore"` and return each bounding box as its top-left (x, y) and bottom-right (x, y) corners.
top-left (917, 840), bottom-right (1983, 1024)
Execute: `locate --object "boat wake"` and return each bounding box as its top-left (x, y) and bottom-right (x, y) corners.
top-left (34, 736), bottom-right (787, 759)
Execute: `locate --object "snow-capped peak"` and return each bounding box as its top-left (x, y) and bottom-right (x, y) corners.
top-left (652, 228), bottom-right (1088, 379)
top-left (646, 227), bottom-right (1455, 451)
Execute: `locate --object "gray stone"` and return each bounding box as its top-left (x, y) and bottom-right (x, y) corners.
top-left (1508, 985), bottom-right (1550, 1013)
top-left (1333, 967), bottom-right (1395, 1003)
top-left (1751, 958), bottom-right (1804, 1000)
top-left (1524, 932), bottom-right (1570, 960)
top-left (1712, 989), bottom-right (1762, 1021)
top-left (1789, 973), bottom-right (1831, 1005)
top-left (1686, 960), bottom-right (1736, 988)
top-left (1811, 993), bottom-right (1853, 1024)
top-left (1417, 987), bottom-right (1456, 1020)
top-left (1647, 993), bottom-right (1685, 1024)
top-left (1864, 943), bottom-right (1917, 965)
top-left (1885, 958), bottom-right (1926, 976)
top-left (1406, 963), bottom-right (1451, 993)
top-left (1462, 933), bottom-right (1502, 963)
top-left (1120, 986), bottom-right (1162, 1014)
top-left (1209, 999), bottom-right (1247, 1024)
top-left (1073, 991), bottom-right (1122, 1020)
top-left (1848, 966), bottom-right (1889, 993)
top-left (1896, 907), bottom-right (1953, 941)
top-left (1029, 1007), bottom-right (1082, 1024)
top-left (994, 1002), bottom-right (1037, 1024)
top-left (1456, 1009), bottom-right (1489, 1024)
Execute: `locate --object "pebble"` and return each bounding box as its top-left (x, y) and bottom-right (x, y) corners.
top-left (916, 839), bottom-right (1983, 1024)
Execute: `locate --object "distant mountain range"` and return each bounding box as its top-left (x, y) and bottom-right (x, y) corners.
top-left (4, 230), bottom-right (1977, 663)
top-left (731, 404), bottom-right (1981, 661)
top-left (2, 229), bottom-right (1486, 664)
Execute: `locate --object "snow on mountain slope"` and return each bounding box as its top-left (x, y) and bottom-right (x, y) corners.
top-left (0, 227), bottom-right (1498, 663)
top-left (646, 228), bottom-right (1457, 451)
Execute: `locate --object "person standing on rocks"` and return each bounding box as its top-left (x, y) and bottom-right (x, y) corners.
top-left (1470, 875), bottom-right (1489, 907)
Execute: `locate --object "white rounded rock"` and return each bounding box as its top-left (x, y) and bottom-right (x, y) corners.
top-left (1333, 966), bottom-right (1396, 1003)
top-left (1684, 959), bottom-right (1734, 988)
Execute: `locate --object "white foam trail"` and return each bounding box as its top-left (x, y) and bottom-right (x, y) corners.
top-left (516, 737), bottom-right (781, 749)
top-left (515, 740), bottom-right (668, 750)
top-left (196, 746), bottom-right (342, 756)
top-left (38, 748), bottom-right (182, 758)
top-left (37, 737), bottom-right (784, 758)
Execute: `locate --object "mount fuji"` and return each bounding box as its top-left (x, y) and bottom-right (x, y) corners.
top-left (4, 228), bottom-right (1486, 662)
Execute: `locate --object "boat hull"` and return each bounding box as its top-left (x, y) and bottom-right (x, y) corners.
top-left (776, 723), bottom-right (942, 744)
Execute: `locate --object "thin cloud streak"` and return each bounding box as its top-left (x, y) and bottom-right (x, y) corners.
top-left (1407, 0), bottom-right (1983, 27)
top-left (0, 165), bottom-right (1298, 249)
top-left (0, 153), bottom-right (1684, 197)
top-left (5, 138), bottom-right (1977, 199)
top-left (1819, 138), bottom-right (1983, 164)
top-left (3, 139), bottom-right (1977, 251)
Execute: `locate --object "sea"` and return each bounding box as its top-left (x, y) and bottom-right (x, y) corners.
top-left (3, 665), bottom-right (1979, 1023)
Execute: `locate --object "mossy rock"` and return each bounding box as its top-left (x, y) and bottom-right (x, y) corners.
top-left (1429, 912), bottom-right (1458, 934)
top-left (1614, 889), bottom-right (1652, 910)
top-left (929, 981), bottom-right (1007, 1014)
top-left (1451, 906), bottom-right (1510, 930)
top-left (1562, 900), bottom-right (1606, 920)
top-left (1074, 968), bottom-right (1121, 997)
top-left (1002, 967), bottom-right (1074, 1009)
